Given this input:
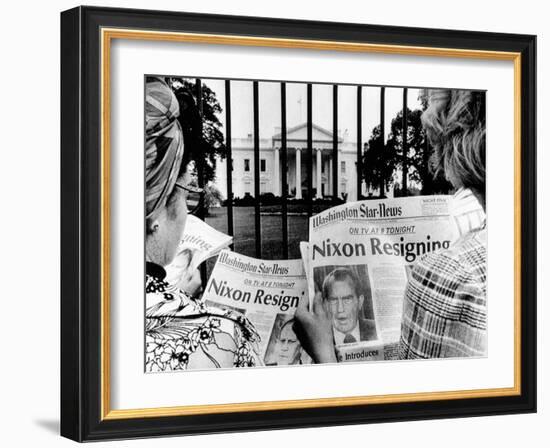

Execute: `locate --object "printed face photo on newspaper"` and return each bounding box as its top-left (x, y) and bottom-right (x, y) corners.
top-left (325, 272), bottom-right (364, 337)
top-left (318, 266), bottom-right (378, 345)
top-left (144, 76), bottom-right (487, 372)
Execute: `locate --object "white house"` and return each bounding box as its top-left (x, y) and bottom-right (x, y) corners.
top-left (212, 122), bottom-right (378, 202)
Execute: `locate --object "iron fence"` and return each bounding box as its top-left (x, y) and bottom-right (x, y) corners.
top-left (195, 79), bottom-right (413, 261)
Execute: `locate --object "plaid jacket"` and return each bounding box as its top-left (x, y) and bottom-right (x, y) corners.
top-left (399, 225), bottom-right (487, 359)
top-left (449, 187), bottom-right (486, 239)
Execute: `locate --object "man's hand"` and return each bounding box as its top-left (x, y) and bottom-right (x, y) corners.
top-left (294, 291), bottom-right (337, 364)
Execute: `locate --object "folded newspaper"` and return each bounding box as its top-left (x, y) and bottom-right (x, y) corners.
top-left (164, 215), bottom-right (233, 290)
top-left (165, 195), bottom-right (475, 367)
top-left (202, 250), bottom-right (311, 366)
top-left (304, 195), bottom-right (455, 363)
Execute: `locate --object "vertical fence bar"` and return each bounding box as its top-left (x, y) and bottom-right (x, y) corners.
top-left (225, 80), bottom-right (234, 248)
top-left (379, 86), bottom-right (386, 196)
top-left (402, 87), bottom-right (408, 195)
top-left (280, 83), bottom-right (289, 258)
top-left (195, 79), bottom-right (207, 284)
top-left (356, 85), bottom-right (363, 200)
top-left (253, 81), bottom-right (261, 258)
top-left (332, 85), bottom-right (339, 202)
top-left (307, 83), bottom-right (313, 217)
top-left (195, 79), bottom-right (205, 219)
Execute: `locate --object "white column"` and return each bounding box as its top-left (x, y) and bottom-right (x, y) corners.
top-left (328, 156), bottom-right (333, 196)
top-left (316, 148), bottom-right (322, 199)
top-left (273, 147), bottom-right (280, 196)
top-left (295, 148), bottom-right (302, 199)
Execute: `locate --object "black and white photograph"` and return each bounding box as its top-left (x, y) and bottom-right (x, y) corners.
top-left (144, 74), bottom-right (487, 371)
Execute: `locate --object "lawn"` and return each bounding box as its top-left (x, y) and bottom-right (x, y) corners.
top-left (205, 206), bottom-right (311, 260)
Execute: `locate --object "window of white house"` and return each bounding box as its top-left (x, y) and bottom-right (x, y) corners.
top-left (341, 161), bottom-right (346, 174)
top-left (260, 159), bottom-right (266, 172)
top-left (244, 159), bottom-right (250, 172)
top-left (340, 182), bottom-right (347, 193)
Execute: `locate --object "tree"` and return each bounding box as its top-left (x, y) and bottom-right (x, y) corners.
top-left (362, 124), bottom-right (398, 196)
top-left (203, 184), bottom-right (225, 211)
top-left (362, 107), bottom-right (452, 197)
top-left (386, 108), bottom-right (426, 192)
top-left (166, 78), bottom-right (226, 185)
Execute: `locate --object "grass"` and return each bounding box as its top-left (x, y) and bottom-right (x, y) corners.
top-left (205, 206), bottom-right (315, 260)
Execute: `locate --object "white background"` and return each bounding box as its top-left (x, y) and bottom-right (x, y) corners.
top-left (111, 38), bottom-right (515, 409)
top-left (0, 0), bottom-right (547, 446)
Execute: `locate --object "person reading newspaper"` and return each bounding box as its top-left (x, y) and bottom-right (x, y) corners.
top-left (144, 77), bottom-right (260, 372)
top-left (295, 88), bottom-right (487, 362)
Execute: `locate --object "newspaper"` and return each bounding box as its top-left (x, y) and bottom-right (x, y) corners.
top-left (305, 195), bottom-right (455, 363)
top-left (164, 215), bottom-right (233, 290)
top-left (299, 241), bottom-right (310, 283)
top-left (202, 250), bottom-right (311, 366)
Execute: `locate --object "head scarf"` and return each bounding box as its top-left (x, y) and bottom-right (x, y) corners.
top-left (145, 77), bottom-right (185, 219)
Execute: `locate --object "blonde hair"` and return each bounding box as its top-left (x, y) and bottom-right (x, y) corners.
top-left (421, 89), bottom-right (486, 195)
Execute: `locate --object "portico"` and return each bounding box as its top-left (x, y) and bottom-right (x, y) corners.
top-left (213, 122), bottom-right (363, 202)
top-left (272, 123), bottom-right (343, 199)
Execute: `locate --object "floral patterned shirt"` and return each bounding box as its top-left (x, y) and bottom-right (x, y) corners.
top-left (145, 263), bottom-right (261, 372)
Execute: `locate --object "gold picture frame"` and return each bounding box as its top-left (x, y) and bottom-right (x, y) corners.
top-left (61, 6), bottom-right (536, 441)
